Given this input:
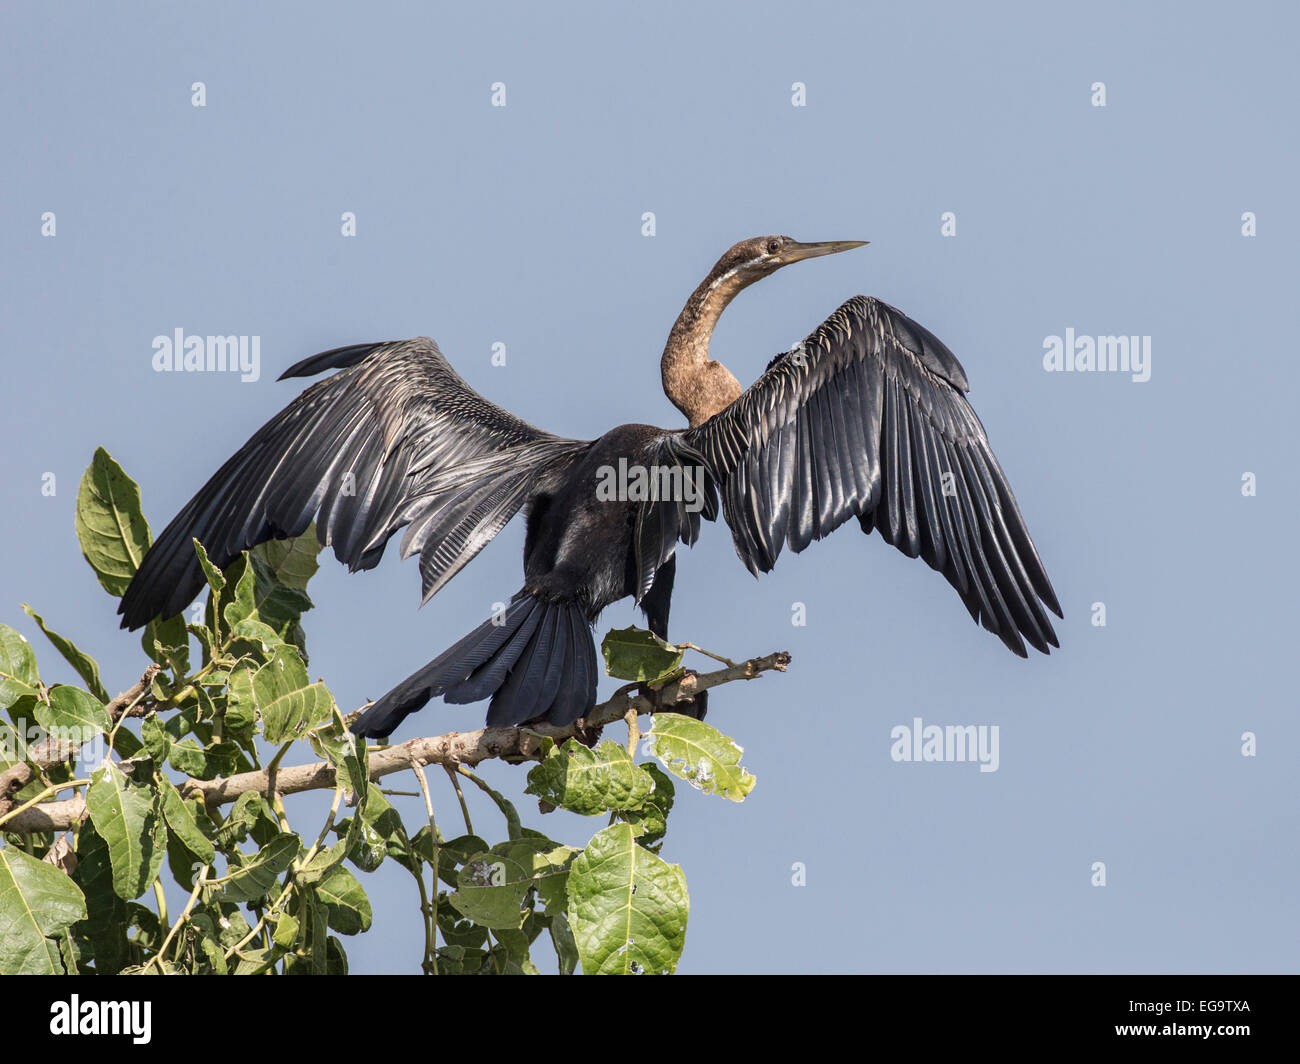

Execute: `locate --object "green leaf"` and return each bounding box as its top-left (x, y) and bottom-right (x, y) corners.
top-left (0, 623), bottom-right (40, 710)
top-left (215, 904), bottom-right (254, 949)
top-left (493, 911), bottom-right (546, 973)
top-left (566, 823), bottom-right (688, 975)
top-left (525, 739), bottom-right (655, 816)
top-left (214, 791), bottom-right (273, 849)
top-left (508, 837), bottom-right (575, 916)
top-left (84, 761), bottom-right (166, 900)
top-left (192, 539), bottom-right (226, 595)
top-left (228, 617), bottom-right (285, 653)
top-left (164, 738), bottom-right (238, 781)
top-left (623, 763), bottom-right (675, 850)
top-left (75, 448), bottom-right (151, 598)
top-left (271, 909), bottom-right (300, 951)
top-left (311, 915), bottom-right (334, 975)
top-left (221, 553), bottom-right (257, 631)
top-left (645, 712), bottom-right (756, 802)
top-left (253, 523), bottom-right (320, 591)
top-left (358, 788), bottom-right (412, 868)
top-left (550, 911), bottom-right (579, 975)
top-left (315, 864), bottom-right (372, 935)
top-left (311, 728), bottom-right (369, 806)
top-left (0, 845), bottom-right (87, 974)
top-left (140, 715), bottom-right (171, 764)
top-left (231, 944), bottom-right (280, 976)
top-left (35, 685), bottom-right (110, 738)
top-left (59, 926), bottom-right (82, 974)
top-left (218, 833), bottom-right (300, 904)
top-left (437, 905), bottom-right (489, 951)
top-left (125, 901), bottom-right (162, 952)
top-left (447, 836), bottom-right (574, 932)
top-left (5, 693), bottom-right (37, 744)
top-left (22, 606), bottom-right (109, 703)
top-left (224, 664), bottom-right (257, 731)
top-left (190, 914), bottom-right (229, 974)
top-left (253, 645), bottom-right (333, 743)
top-left (211, 542), bottom-right (315, 659)
top-left (72, 824), bottom-right (128, 973)
top-left (166, 739), bottom-right (206, 777)
top-left (433, 833), bottom-right (490, 887)
top-left (248, 527), bottom-right (319, 646)
top-left (158, 779), bottom-right (215, 864)
top-left (449, 850), bottom-right (534, 930)
top-left (188, 622), bottom-right (216, 665)
top-left (142, 614), bottom-right (189, 673)
top-left (600, 626), bottom-right (684, 683)
top-left (344, 817), bottom-right (388, 874)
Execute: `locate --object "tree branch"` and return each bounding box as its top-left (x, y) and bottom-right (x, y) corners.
top-left (3, 652), bottom-right (790, 835)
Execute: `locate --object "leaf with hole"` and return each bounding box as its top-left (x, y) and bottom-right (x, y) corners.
top-left (645, 712), bottom-right (756, 802)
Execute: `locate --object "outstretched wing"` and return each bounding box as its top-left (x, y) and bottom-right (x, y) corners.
top-left (682, 296), bottom-right (1061, 656)
top-left (119, 338), bottom-right (588, 628)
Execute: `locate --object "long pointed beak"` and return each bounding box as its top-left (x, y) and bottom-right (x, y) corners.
top-left (776, 239), bottom-right (868, 265)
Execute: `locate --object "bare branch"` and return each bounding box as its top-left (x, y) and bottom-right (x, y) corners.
top-left (3, 652), bottom-right (790, 835)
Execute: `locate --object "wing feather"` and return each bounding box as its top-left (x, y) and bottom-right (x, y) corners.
top-left (120, 338), bottom-right (587, 627)
top-left (683, 296), bottom-right (1060, 656)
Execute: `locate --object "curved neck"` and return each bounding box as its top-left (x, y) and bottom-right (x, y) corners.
top-left (660, 266), bottom-right (750, 427)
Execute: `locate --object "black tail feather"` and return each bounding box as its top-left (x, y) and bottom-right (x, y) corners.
top-left (351, 595), bottom-right (596, 739)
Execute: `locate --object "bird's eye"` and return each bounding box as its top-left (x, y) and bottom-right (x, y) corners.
top-left (766, 240), bottom-right (780, 254)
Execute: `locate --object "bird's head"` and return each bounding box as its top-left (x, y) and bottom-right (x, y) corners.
top-left (707, 235), bottom-right (868, 290)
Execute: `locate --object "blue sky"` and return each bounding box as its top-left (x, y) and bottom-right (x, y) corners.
top-left (1, 0), bottom-right (1296, 972)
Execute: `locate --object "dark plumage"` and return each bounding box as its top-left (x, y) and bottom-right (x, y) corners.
top-left (683, 295), bottom-right (1060, 657)
top-left (119, 236), bottom-right (1060, 738)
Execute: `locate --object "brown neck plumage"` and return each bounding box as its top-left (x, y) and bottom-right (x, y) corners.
top-left (660, 264), bottom-right (750, 427)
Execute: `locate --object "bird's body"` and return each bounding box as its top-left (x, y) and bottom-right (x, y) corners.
top-left (522, 423), bottom-right (669, 621)
top-left (119, 236), bottom-right (1061, 737)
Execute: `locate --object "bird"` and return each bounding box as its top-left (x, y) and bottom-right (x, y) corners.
top-left (118, 236), bottom-right (1061, 738)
